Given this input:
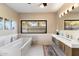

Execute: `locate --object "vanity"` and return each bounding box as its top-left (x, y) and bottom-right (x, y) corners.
top-left (52, 34), bottom-right (79, 56)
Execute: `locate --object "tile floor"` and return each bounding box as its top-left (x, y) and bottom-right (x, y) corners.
top-left (25, 45), bottom-right (44, 56)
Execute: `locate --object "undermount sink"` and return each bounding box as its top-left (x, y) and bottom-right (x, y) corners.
top-left (59, 35), bottom-right (72, 41)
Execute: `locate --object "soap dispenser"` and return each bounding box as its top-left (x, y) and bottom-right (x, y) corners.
top-left (56, 29), bottom-right (59, 35)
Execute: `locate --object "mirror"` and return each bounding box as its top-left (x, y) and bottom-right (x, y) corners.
top-left (61, 5), bottom-right (79, 30)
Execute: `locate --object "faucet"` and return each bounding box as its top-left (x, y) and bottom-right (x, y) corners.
top-left (10, 37), bottom-right (13, 42)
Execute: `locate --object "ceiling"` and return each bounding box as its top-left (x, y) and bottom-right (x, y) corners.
top-left (5, 3), bottom-right (64, 13)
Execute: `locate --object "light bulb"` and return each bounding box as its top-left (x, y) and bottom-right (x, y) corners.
top-left (74, 3), bottom-right (79, 8)
top-left (59, 14), bottom-right (61, 18)
top-left (65, 10), bottom-right (67, 14)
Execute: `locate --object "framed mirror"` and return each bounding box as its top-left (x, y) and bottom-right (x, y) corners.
top-left (64, 20), bottom-right (79, 30)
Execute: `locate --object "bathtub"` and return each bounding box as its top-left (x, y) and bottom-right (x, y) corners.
top-left (0, 37), bottom-right (32, 56)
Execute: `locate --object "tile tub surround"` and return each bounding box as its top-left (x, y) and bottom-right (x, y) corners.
top-left (20, 34), bottom-right (53, 45)
top-left (52, 34), bottom-right (79, 48)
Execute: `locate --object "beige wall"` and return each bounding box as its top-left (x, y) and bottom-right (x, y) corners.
top-left (57, 3), bottom-right (79, 30)
top-left (19, 13), bottom-right (57, 33)
top-left (58, 3), bottom-right (74, 16)
top-left (0, 4), bottom-right (19, 36)
top-left (57, 12), bottom-right (79, 30)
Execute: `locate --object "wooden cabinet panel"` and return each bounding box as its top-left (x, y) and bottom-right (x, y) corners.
top-left (58, 41), bottom-right (72, 56)
top-left (59, 41), bottom-right (65, 52)
top-left (64, 45), bottom-right (72, 56)
top-left (52, 36), bottom-right (79, 56)
top-left (72, 48), bottom-right (79, 56)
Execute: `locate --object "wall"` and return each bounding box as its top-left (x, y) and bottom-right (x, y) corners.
top-left (0, 4), bottom-right (19, 36)
top-left (57, 3), bottom-right (79, 30)
top-left (58, 3), bottom-right (74, 16)
top-left (57, 3), bottom-right (74, 30)
top-left (19, 13), bottom-right (57, 33)
top-left (57, 12), bottom-right (79, 30)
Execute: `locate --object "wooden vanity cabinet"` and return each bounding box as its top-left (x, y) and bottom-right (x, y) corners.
top-left (58, 41), bottom-right (72, 56)
top-left (72, 48), bottom-right (79, 56)
top-left (52, 36), bottom-right (79, 56)
top-left (59, 41), bottom-right (79, 56)
top-left (64, 45), bottom-right (79, 56)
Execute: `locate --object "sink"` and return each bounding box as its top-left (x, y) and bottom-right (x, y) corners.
top-left (59, 35), bottom-right (72, 41)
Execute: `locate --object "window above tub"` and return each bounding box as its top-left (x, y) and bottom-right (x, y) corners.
top-left (21, 20), bottom-right (47, 34)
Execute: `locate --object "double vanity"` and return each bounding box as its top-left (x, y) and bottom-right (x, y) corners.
top-left (52, 34), bottom-right (79, 56)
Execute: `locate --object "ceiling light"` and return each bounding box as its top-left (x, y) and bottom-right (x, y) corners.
top-left (40, 4), bottom-right (44, 8)
top-left (40, 3), bottom-right (47, 8)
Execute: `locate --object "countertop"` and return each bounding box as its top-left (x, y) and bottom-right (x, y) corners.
top-left (52, 34), bottom-right (79, 48)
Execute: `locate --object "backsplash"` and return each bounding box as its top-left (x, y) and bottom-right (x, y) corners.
top-left (59, 30), bottom-right (79, 41)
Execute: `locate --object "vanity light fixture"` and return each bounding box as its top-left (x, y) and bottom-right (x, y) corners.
top-left (61, 13), bottom-right (64, 16)
top-left (68, 5), bottom-right (75, 12)
top-left (59, 14), bottom-right (62, 18)
top-left (72, 6), bottom-right (74, 10)
top-left (74, 3), bottom-right (79, 8)
top-left (69, 7), bottom-right (72, 12)
top-left (59, 4), bottom-right (79, 18)
top-left (67, 10), bottom-right (69, 13)
top-left (59, 10), bottom-right (69, 18)
top-left (65, 10), bottom-right (68, 14)
top-left (59, 13), bottom-right (64, 18)
top-left (64, 12), bottom-right (65, 15)
top-left (60, 13), bottom-right (63, 17)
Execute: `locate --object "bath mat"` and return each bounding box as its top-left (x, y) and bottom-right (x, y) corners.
top-left (43, 45), bottom-right (57, 56)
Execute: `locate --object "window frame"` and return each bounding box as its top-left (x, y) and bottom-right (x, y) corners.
top-left (21, 20), bottom-right (47, 34)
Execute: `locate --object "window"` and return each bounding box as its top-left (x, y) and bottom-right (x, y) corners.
top-left (0, 17), bottom-right (3, 30)
top-left (4, 18), bottom-right (12, 30)
top-left (21, 20), bottom-right (47, 34)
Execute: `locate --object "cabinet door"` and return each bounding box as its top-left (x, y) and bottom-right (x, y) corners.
top-left (72, 48), bottom-right (79, 56)
top-left (64, 45), bottom-right (72, 56)
top-left (59, 41), bottom-right (65, 52)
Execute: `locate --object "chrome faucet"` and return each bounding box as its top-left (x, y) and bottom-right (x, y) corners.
top-left (10, 37), bottom-right (13, 42)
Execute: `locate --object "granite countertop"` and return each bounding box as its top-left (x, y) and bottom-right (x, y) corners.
top-left (52, 34), bottom-right (79, 48)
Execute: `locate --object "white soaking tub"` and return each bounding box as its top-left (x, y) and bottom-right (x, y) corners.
top-left (0, 37), bottom-right (32, 56)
